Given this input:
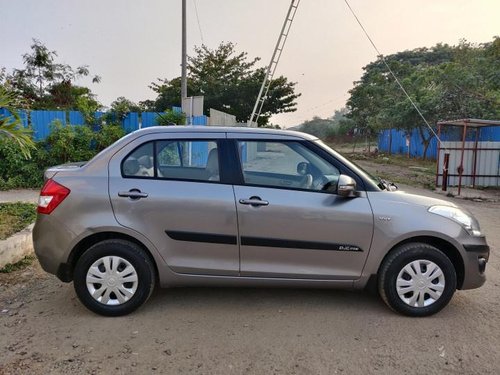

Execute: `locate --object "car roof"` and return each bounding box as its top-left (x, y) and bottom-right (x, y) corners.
top-left (130, 126), bottom-right (318, 141)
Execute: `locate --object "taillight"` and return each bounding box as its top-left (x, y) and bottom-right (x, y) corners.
top-left (37, 179), bottom-right (71, 214)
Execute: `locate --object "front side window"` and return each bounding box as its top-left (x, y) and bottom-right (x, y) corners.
top-left (238, 141), bottom-right (340, 191)
top-left (122, 140), bottom-right (219, 182)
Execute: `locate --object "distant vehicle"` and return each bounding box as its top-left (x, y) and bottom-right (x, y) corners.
top-left (33, 126), bottom-right (489, 316)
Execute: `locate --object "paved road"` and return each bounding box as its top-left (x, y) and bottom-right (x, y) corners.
top-left (0, 189), bottom-right (39, 204)
top-left (0, 187), bottom-right (499, 374)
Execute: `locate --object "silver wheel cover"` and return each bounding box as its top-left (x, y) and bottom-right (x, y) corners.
top-left (86, 256), bottom-right (139, 306)
top-left (396, 259), bottom-right (445, 308)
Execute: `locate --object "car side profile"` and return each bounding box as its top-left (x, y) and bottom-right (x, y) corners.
top-left (33, 126), bottom-right (489, 317)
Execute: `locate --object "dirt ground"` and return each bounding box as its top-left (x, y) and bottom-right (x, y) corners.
top-left (1, 185), bottom-right (499, 374)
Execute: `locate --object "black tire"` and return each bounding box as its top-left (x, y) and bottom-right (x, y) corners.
top-left (73, 239), bottom-right (156, 316)
top-left (378, 242), bottom-right (457, 317)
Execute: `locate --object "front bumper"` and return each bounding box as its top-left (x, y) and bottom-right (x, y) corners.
top-left (460, 240), bottom-right (489, 290)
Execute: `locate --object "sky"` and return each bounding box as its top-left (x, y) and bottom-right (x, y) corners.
top-left (1, 0), bottom-right (498, 128)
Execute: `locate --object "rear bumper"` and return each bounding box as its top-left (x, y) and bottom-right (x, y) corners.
top-left (56, 262), bottom-right (73, 282)
top-left (33, 214), bottom-right (76, 282)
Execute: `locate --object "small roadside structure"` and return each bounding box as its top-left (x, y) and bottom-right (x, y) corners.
top-left (436, 119), bottom-right (500, 195)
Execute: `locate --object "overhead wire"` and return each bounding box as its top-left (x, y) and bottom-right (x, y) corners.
top-left (300, 93), bottom-right (349, 115)
top-left (192, 0), bottom-right (205, 45)
top-left (343, 0), bottom-right (446, 149)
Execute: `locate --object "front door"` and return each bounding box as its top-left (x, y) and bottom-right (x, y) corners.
top-left (232, 139), bottom-right (374, 279)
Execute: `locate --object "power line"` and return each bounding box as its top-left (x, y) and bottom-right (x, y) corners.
top-left (192, 0), bottom-right (205, 45)
top-left (301, 93), bottom-right (349, 115)
top-left (343, 0), bottom-right (445, 149)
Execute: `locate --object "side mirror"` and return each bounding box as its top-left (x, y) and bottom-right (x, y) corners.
top-left (337, 174), bottom-right (357, 197)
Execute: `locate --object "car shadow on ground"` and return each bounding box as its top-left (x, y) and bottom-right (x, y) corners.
top-left (46, 281), bottom-right (475, 319)
top-left (31, 274), bottom-right (477, 321)
top-left (143, 286), bottom-right (390, 316)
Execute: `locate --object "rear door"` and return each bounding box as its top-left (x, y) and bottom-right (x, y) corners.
top-left (108, 132), bottom-right (239, 276)
top-left (231, 136), bottom-right (374, 279)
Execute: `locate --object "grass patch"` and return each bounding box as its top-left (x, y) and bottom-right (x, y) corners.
top-left (0, 203), bottom-right (37, 240)
top-left (348, 153), bottom-right (436, 169)
top-left (0, 255), bottom-right (36, 273)
top-left (339, 152), bottom-right (438, 190)
top-left (373, 170), bottom-right (435, 190)
top-left (370, 154), bottom-right (435, 171)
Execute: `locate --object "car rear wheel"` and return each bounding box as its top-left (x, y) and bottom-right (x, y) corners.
top-left (73, 239), bottom-right (155, 316)
top-left (378, 242), bottom-right (457, 317)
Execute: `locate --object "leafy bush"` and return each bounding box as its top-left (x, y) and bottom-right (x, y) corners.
top-left (155, 109), bottom-right (186, 126)
top-left (38, 121), bottom-right (96, 165)
top-left (0, 121), bottom-right (125, 189)
top-left (38, 121), bottom-right (124, 166)
top-left (94, 123), bottom-right (125, 151)
top-left (0, 139), bottom-right (43, 189)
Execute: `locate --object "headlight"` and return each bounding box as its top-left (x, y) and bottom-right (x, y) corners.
top-left (428, 205), bottom-right (482, 236)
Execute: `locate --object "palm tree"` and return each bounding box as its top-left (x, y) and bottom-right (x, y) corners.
top-left (0, 86), bottom-right (34, 158)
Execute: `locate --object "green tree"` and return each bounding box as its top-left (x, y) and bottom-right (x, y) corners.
top-left (296, 108), bottom-right (353, 140)
top-left (144, 42), bottom-right (300, 126)
top-left (74, 91), bottom-right (102, 126)
top-left (298, 116), bottom-right (336, 139)
top-left (345, 38), bottom-right (500, 159)
top-left (0, 86), bottom-right (34, 158)
top-left (109, 97), bottom-right (142, 121)
top-left (47, 81), bottom-right (101, 113)
top-left (6, 39), bottom-right (101, 110)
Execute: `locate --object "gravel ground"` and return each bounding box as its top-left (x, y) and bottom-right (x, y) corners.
top-left (1, 186), bottom-right (499, 374)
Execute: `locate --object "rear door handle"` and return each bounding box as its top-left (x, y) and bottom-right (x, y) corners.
top-left (239, 197), bottom-right (269, 206)
top-left (118, 189), bottom-right (149, 199)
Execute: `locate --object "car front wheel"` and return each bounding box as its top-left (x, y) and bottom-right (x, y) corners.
top-left (73, 239), bottom-right (156, 316)
top-left (378, 242), bottom-right (457, 316)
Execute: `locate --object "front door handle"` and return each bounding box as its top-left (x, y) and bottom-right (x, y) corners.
top-left (118, 189), bottom-right (149, 199)
top-left (239, 197), bottom-right (269, 206)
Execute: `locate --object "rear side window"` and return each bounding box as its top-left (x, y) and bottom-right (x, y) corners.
top-left (122, 140), bottom-right (219, 182)
top-left (122, 142), bottom-right (154, 177)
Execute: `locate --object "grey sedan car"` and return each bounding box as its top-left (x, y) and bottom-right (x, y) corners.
top-left (33, 126), bottom-right (489, 316)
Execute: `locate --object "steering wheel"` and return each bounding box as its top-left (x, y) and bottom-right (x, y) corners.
top-left (297, 162), bottom-right (313, 189)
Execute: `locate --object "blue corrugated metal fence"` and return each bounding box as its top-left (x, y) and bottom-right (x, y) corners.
top-left (122, 112), bottom-right (140, 133)
top-left (378, 127), bottom-right (500, 160)
top-left (0, 109), bottom-right (198, 141)
top-left (141, 112), bottom-right (159, 128)
top-left (30, 110), bottom-right (66, 140)
top-left (378, 128), bottom-right (438, 159)
top-left (69, 111), bottom-right (84, 125)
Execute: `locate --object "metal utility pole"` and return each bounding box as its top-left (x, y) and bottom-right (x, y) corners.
top-left (249, 0), bottom-right (300, 127)
top-left (181, 0), bottom-right (187, 100)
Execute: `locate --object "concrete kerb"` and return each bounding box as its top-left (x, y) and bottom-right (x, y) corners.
top-left (0, 190), bottom-right (39, 269)
top-left (0, 223), bottom-right (34, 269)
